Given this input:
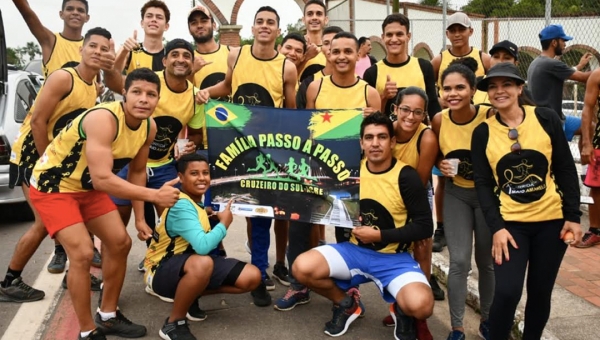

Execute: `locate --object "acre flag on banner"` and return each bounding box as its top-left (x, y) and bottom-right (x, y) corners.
top-left (206, 101), bottom-right (361, 228)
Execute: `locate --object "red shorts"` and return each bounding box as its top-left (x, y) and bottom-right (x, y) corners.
top-left (29, 187), bottom-right (117, 238)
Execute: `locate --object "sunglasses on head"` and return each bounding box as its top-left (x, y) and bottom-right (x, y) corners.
top-left (508, 128), bottom-right (521, 154)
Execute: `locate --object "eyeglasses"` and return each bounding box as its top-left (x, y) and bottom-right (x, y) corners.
top-left (508, 128), bottom-right (521, 154)
top-left (396, 105), bottom-right (425, 117)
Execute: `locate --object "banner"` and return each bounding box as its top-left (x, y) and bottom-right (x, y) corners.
top-left (206, 101), bottom-right (361, 228)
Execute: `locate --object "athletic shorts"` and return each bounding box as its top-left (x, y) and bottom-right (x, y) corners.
top-left (432, 165), bottom-right (443, 177)
top-left (29, 186), bottom-right (117, 238)
top-left (563, 115), bottom-right (581, 142)
top-left (315, 242), bottom-right (429, 303)
top-left (111, 161), bottom-right (179, 206)
top-left (149, 253), bottom-right (246, 299)
top-left (8, 163), bottom-right (32, 188)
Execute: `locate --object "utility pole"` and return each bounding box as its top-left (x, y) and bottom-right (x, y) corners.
top-left (392, 0), bottom-right (399, 13)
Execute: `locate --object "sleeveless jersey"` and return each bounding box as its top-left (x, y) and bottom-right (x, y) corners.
top-left (315, 76), bottom-right (369, 109)
top-left (31, 101), bottom-right (150, 193)
top-left (232, 45), bottom-right (286, 108)
top-left (148, 72), bottom-right (197, 167)
top-left (11, 68), bottom-right (96, 168)
top-left (299, 50), bottom-right (326, 82)
top-left (43, 33), bottom-right (83, 78)
top-left (352, 158), bottom-right (410, 254)
top-left (393, 123), bottom-right (429, 169)
top-left (125, 45), bottom-right (165, 74)
top-left (144, 192), bottom-right (211, 284)
top-left (374, 57), bottom-right (426, 115)
top-left (437, 47), bottom-right (485, 97)
top-left (483, 105), bottom-right (563, 222)
top-left (438, 105), bottom-right (487, 188)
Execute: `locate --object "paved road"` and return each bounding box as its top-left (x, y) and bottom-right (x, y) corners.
top-left (1, 212), bottom-right (484, 339)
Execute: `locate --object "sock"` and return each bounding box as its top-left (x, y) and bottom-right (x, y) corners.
top-left (436, 222), bottom-right (444, 232)
top-left (590, 228), bottom-right (600, 236)
top-left (99, 310), bottom-right (116, 321)
top-left (80, 330), bottom-right (93, 338)
top-left (55, 245), bottom-right (65, 254)
top-left (339, 294), bottom-right (354, 308)
top-left (2, 268), bottom-right (23, 288)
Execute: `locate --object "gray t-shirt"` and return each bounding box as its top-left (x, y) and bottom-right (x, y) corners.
top-left (527, 56), bottom-right (575, 120)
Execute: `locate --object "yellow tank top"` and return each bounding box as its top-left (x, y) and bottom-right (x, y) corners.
top-left (144, 192), bottom-right (211, 282)
top-left (43, 33), bottom-right (83, 78)
top-left (473, 89), bottom-right (491, 106)
top-left (300, 50), bottom-right (327, 82)
top-left (352, 158), bottom-right (410, 254)
top-left (31, 101), bottom-right (150, 193)
top-left (11, 68), bottom-right (97, 168)
top-left (125, 45), bottom-right (165, 73)
top-left (232, 45), bottom-right (286, 108)
top-left (375, 57), bottom-right (426, 116)
top-left (484, 106), bottom-right (563, 222)
top-left (315, 76), bottom-right (369, 109)
top-left (438, 106), bottom-right (487, 188)
top-left (393, 123), bottom-right (429, 169)
top-left (147, 72), bottom-right (197, 167)
top-left (437, 48), bottom-right (485, 97)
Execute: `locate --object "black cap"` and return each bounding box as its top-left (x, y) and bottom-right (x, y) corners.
top-left (476, 63), bottom-right (525, 91)
top-left (489, 40), bottom-right (518, 60)
top-left (165, 39), bottom-right (194, 56)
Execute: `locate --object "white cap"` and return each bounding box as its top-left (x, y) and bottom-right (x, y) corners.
top-left (446, 12), bottom-right (471, 29)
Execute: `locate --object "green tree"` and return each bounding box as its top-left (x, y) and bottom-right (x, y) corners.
top-left (420, 0), bottom-right (442, 6)
top-left (7, 47), bottom-right (23, 67)
top-left (461, 0), bottom-right (514, 17)
top-left (240, 20), bottom-right (305, 47)
top-left (24, 41), bottom-right (41, 62)
top-left (393, 0), bottom-right (400, 13)
top-left (463, 0), bottom-right (600, 16)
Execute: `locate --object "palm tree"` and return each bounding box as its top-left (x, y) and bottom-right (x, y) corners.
top-left (24, 41), bottom-right (41, 62)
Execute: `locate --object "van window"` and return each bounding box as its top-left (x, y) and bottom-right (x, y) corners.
top-left (14, 79), bottom-right (37, 123)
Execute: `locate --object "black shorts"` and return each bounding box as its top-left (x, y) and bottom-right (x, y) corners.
top-left (8, 163), bottom-right (32, 188)
top-left (151, 253), bottom-right (246, 299)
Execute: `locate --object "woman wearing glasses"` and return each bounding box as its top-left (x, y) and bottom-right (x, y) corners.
top-left (471, 62), bottom-right (582, 340)
top-left (431, 58), bottom-right (495, 340)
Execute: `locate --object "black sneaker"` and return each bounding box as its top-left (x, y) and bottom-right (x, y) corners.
top-left (159, 318), bottom-right (196, 340)
top-left (47, 251), bottom-right (67, 273)
top-left (432, 229), bottom-right (446, 252)
top-left (251, 281), bottom-right (272, 307)
top-left (62, 271), bottom-right (103, 291)
top-left (429, 275), bottom-right (445, 301)
top-left (0, 277), bottom-right (45, 302)
top-left (94, 310), bottom-right (147, 338)
top-left (79, 329), bottom-right (106, 340)
top-left (264, 275), bottom-right (275, 291)
top-left (390, 303), bottom-right (416, 340)
top-left (137, 259), bottom-right (146, 272)
top-left (324, 288), bottom-right (362, 337)
top-left (186, 299), bottom-right (207, 321)
top-left (273, 263), bottom-right (291, 286)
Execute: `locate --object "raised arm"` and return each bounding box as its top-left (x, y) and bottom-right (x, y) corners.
top-left (13, 0), bottom-right (56, 62)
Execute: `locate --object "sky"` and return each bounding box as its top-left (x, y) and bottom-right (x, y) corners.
top-left (3, 0), bottom-right (469, 50)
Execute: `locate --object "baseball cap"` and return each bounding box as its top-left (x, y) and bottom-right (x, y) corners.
top-left (165, 38), bottom-right (194, 56)
top-left (476, 63), bottom-right (525, 92)
top-left (446, 12), bottom-right (471, 29)
top-left (539, 24), bottom-right (573, 41)
top-left (489, 40), bottom-right (519, 60)
top-left (188, 4), bottom-right (212, 22)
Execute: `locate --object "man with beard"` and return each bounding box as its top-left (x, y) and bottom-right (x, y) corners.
top-left (527, 24), bottom-right (592, 141)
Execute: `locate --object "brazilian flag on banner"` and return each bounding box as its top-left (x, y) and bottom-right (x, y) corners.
top-left (205, 100), bottom-right (362, 228)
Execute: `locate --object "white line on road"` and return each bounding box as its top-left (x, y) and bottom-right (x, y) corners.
top-left (2, 253), bottom-right (65, 340)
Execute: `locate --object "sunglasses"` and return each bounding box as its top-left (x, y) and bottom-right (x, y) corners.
top-left (508, 128), bottom-right (521, 154)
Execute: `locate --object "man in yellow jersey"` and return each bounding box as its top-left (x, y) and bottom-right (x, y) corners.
top-left (274, 31), bottom-right (380, 312)
top-left (279, 33), bottom-right (307, 70)
top-left (28, 68), bottom-right (178, 340)
top-left (430, 12), bottom-right (490, 254)
top-left (145, 153), bottom-right (261, 340)
top-left (578, 68), bottom-right (600, 248)
top-left (298, 0), bottom-right (329, 82)
top-left (296, 26), bottom-right (343, 109)
top-left (363, 13), bottom-right (441, 120)
top-left (196, 6), bottom-right (298, 307)
top-left (105, 0), bottom-right (170, 92)
top-left (293, 112), bottom-right (434, 338)
top-left (1, 28), bottom-right (112, 304)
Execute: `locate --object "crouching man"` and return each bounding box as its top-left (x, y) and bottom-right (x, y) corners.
top-left (144, 153), bottom-right (262, 340)
top-left (293, 112), bottom-right (434, 339)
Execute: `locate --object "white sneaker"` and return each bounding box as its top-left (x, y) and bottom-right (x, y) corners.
top-left (145, 285), bottom-right (174, 303)
top-left (245, 240), bottom-right (252, 255)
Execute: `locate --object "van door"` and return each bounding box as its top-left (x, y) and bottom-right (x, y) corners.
top-left (0, 9), bottom-right (7, 96)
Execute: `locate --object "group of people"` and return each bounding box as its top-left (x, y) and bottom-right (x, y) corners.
top-left (0, 1), bottom-right (597, 340)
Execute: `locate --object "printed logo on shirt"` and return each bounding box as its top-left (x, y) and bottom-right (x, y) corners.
top-left (496, 150), bottom-right (548, 203)
top-left (444, 149), bottom-right (473, 180)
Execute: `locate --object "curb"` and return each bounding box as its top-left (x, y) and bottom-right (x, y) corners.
top-left (431, 253), bottom-right (560, 340)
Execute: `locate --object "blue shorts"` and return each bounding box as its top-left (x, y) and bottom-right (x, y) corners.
top-left (563, 115), bottom-right (581, 142)
top-left (315, 242), bottom-right (428, 303)
top-left (432, 165), bottom-right (443, 177)
top-left (111, 161), bottom-right (179, 206)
